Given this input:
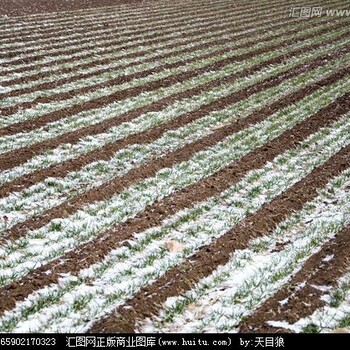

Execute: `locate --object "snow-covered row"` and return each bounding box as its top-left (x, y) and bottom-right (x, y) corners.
top-left (0, 76), bottom-right (348, 287)
top-left (1, 28), bottom-right (347, 153)
top-left (0, 26), bottom-right (246, 91)
top-left (0, 7), bottom-right (293, 92)
top-left (1, 43), bottom-right (241, 110)
top-left (0, 55), bottom-right (347, 235)
top-left (1, 54), bottom-right (237, 127)
top-left (1, 13), bottom-right (315, 109)
top-left (0, 0), bottom-right (263, 52)
top-left (139, 163), bottom-right (350, 333)
top-left (3, 4), bottom-right (340, 80)
top-left (286, 274), bottom-right (350, 333)
top-left (0, 0), bottom-right (338, 33)
top-left (1, 108), bottom-right (350, 333)
top-left (0, 0), bottom-right (224, 36)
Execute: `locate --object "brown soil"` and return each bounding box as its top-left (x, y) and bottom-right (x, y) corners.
top-left (0, 8), bottom-right (291, 87)
top-left (0, 0), bottom-right (224, 42)
top-left (89, 138), bottom-right (350, 332)
top-left (239, 224), bottom-right (350, 333)
top-left (0, 0), bottom-right (143, 17)
top-left (1, 0), bottom-right (349, 333)
top-left (0, 0), bottom-right (283, 54)
top-left (3, 0), bottom-right (339, 85)
top-left (0, 90), bottom-right (348, 317)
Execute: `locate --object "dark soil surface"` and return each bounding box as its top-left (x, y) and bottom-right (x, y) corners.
top-left (240, 223), bottom-right (350, 332)
top-left (0, 0), bottom-right (143, 17)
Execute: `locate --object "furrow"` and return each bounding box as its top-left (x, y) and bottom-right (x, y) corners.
top-left (0, 0), bottom-right (279, 68)
top-left (0, 0), bottom-right (236, 37)
top-left (0, 8), bottom-right (292, 89)
top-left (239, 221), bottom-right (350, 332)
top-left (287, 271), bottom-right (350, 333)
top-left (0, 0), bottom-right (237, 63)
top-left (0, 88), bottom-right (349, 318)
top-left (1, 11), bottom-right (325, 109)
top-left (1, 0), bottom-right (349, 333)
top-left (0, 0), bottom-right (225, 39)
top-left (1, 0), bottom-right (336, 88)
top-left (0, 0), bottom-right (155, 21)
top-left (0, 0), bottom-right (340, 80)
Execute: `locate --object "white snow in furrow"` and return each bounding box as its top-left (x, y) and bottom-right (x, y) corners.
top-left (0, 0), bottom-right (224, 40)
top-left (0, 25), bottom-right (300, 128)
top-left (270, 270), bottom-right (350, 333)
top-left (0, 0), bottom-right (336, 37)
top-left (0, 0), bottom-right (340, 41)
top-left (0, 25), bottom-right (251, 91)
top-left (0, 0), bottom-right (323, 89)
top-left (0, 4), bottom-right (276, 84)
top-left (0, 63), bottom-right (239, 182)
top-left (138, 167), bottom-right (350, 333)
top-left (0, 57), bottom-right (345, 235)
top-left (1, 108), bottom-right (349, 333)
top-left (0, 0), bottom-right (181, 30)
top-left (0, 0), bottom-right (348, 334)
top-left (0, 0), bottom-right (288, 52)
top-left (0, 77), bottom-right (348, 288)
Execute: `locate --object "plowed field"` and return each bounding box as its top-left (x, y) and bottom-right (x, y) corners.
top-left (0, 0), bottom-right (350, 333)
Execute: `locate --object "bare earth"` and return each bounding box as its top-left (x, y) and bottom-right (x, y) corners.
top-left (0, 0), bottom-right (350, 334)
